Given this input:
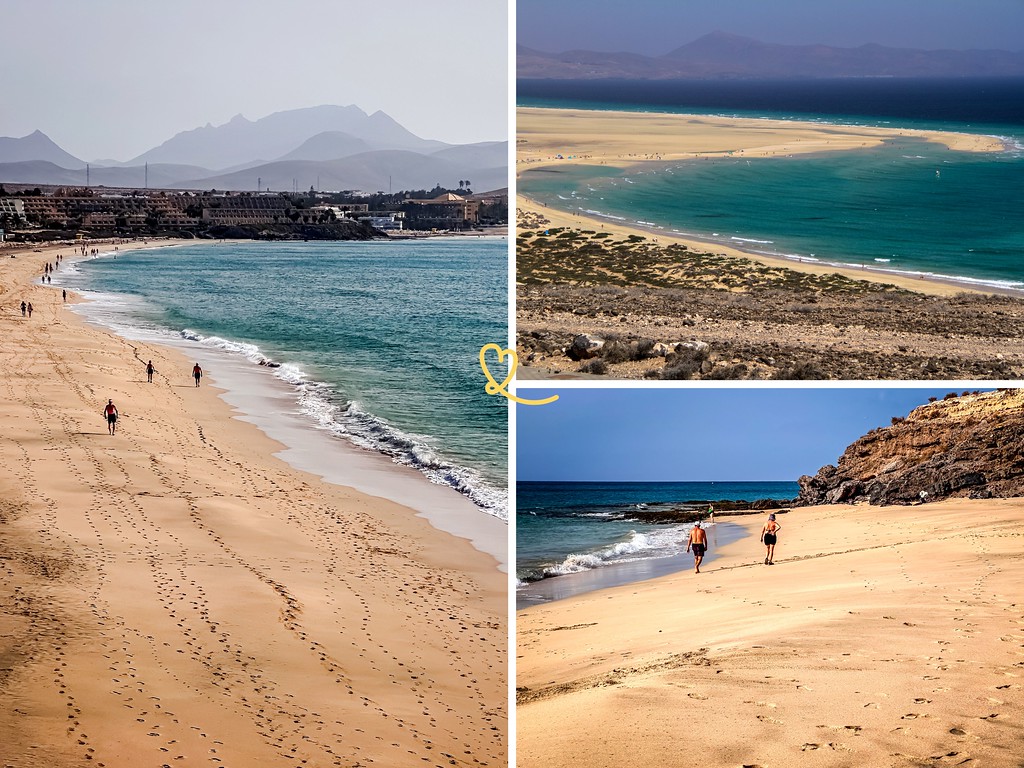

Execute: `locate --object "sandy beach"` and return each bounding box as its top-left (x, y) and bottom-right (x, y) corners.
top-left (0, 240), bottom-right (506, 767)
top-left (516, 499), bottom-right (1024, 767)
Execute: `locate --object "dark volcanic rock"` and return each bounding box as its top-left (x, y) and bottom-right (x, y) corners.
top-left (798, 390), bottom-right (1024, 506)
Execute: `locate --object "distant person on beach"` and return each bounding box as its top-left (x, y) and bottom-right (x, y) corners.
top-left (146, 360), bottom-right (155, 383)
top-left (20, 301), bottom-right (26, 316)
top-left (761, 513), bottom-right (781, 565)
top-left (707, 504), bottom-right (715, 524)
top-left (103, 399), bottom-right (119, 435)
top-left (63, 289), bottom-right (67, 302)
top-left (26, 302), bottom-right (32, 318)
top-left (686, 521), bottom-right (708, 574)
top-left (192, 363), bottom-right (203, 387)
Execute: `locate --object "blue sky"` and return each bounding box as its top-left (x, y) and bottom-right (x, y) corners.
top-left (516, 387), bottom-right (972, 481)
top-left (518, 0), bottom-right (1024, 54)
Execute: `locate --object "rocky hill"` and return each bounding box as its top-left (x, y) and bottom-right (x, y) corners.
top-left (798, 390), bottom-right (1024, 506)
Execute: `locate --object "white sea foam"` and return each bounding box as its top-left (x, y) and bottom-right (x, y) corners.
top-left (179, 329), bottom-right (509, 521)
top-left (581, 208), bottom-right (627, 221)
top-left (541, 528), bottom-right (686, 578)
top-left (731, 236), bottom-right (774, 244)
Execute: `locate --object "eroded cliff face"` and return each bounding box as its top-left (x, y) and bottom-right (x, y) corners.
top-left (798, 390), bottom-right (1024, 506)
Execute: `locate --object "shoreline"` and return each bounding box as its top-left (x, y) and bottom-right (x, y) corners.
top-left (63, 241), bottom-right (509, 553)
top-left (517, 105), bottom-right (1019, 297)
top-left (517, 519), bottom-right (750, 609)
top-left (517, 498), bottom-right (1024, 767)
top-left (0, 239), bottom-right (507, 766)
top-left (519, 191), bottom-right (1024, 298)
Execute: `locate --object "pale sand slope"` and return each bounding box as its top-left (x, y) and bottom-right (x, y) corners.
top-left (0, 242), bottom-right (506, 767)
top-left (517, 500), bottom-right (1024, 768)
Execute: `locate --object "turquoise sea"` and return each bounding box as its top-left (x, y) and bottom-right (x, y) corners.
top-left (60, 238), bottom-right (508, 520)
top-left (518, 79), bottom-right (1024, 291)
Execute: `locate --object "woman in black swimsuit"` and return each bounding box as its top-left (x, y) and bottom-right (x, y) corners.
top-left (761, 513), bottom-right (781, 565)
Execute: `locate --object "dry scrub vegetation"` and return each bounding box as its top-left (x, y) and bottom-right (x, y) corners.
top-left (516, 223), bottom-right (1024, 380)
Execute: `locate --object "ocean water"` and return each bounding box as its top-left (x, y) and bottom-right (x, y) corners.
top-left (517, 480), bottom-right (798, 588)
top-left (518, 78), bottom-right (1024, 291)
top-left (59, 238), bottom-right (508, 520)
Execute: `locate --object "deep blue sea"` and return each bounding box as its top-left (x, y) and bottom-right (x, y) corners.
top-left (60, 238), bottom-right (508, 520)
top-left (518, 78), bottom-right (1024, 291)
top-left (516, 480), bottom-right (799, 587)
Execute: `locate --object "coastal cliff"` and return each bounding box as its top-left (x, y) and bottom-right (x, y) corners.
top-left (798, 389), bottom-right (1024, 506)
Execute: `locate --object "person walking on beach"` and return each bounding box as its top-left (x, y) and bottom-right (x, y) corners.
top-left (686, 521), bottom-right (708, 574)
top-left (103, 399), bottom-right (119, 435)
top-left (192, 363), bottom-right (203, 387)
top-left (26, 302), bottom-right (32, 318)
top-left (761, 513), bottom-right (781, 565)
top-left (20, 301), bottom-right (26, 317)
top-left (707, 504), bottom-right (715, 524)
top-left (63, 289), bottom-right (67, 302)
top-left (146, 360), bottom-right (155, 383)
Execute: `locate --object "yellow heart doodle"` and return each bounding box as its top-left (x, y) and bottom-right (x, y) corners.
top-left (479, 344), bottom-right (558, 406)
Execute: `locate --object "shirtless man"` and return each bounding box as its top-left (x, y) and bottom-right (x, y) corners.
top-left (192, 363), bottom-right (203, 387)
top-left (103, 399), bottom-right (119, 435)
top-left (686, 521), bottom-right (709, 574)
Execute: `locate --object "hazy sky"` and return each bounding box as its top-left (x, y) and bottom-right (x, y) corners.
top-left (518, 0), bottom-right (1024, 55)
top-left (517, 388), bottom-right (965, 482)
top-left (2, 0), bottom-right (508, 162)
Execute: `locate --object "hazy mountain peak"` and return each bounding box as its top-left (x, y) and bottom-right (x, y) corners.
top-left (0, 129), bottom-right (85, 169)
top-left (521, 32), bottom-right (1024, 79)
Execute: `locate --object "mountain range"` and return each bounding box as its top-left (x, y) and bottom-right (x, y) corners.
top-left (0, 105), bottom-right (507, 193)
top-left (518, 31), bottom-right (1024, 80)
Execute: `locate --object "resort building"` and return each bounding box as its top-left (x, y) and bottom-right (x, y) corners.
top-left (400, 192), bottom-right (480, 231)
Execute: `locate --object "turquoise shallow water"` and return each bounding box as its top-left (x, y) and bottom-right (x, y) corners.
top-left (61, 238), bottom-right (509, 519)
top-left (521, 138), bottom-right (1024, 290)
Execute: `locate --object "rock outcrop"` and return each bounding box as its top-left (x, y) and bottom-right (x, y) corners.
top-left (798, 390), bottom-right (1024, 506)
